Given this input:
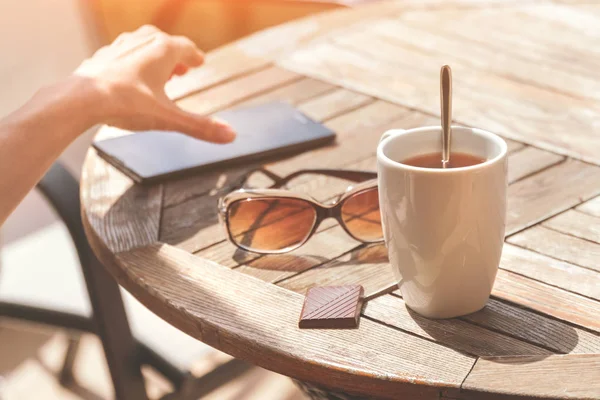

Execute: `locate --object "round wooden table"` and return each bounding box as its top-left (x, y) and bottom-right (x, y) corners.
top-left (82, 1), bottom-right (600, 399)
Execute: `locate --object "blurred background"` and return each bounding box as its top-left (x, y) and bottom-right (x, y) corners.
top-left (0, 1), bottom-right (363, 399)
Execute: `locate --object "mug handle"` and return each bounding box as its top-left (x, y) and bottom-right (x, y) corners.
top-left (380, 129), bottom-right (405, 143)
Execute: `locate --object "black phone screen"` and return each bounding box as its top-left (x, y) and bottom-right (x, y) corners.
top-left (92, 102), bottom-right (336, 184)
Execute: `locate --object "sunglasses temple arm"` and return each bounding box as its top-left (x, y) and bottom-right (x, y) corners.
top-left (269, 169), bottom-right (377, 188)
top-left (231, 168), bottom-right (285, 190)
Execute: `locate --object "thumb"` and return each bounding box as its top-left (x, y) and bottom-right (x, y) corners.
top-left (155, 101), bottom-right (236, 144)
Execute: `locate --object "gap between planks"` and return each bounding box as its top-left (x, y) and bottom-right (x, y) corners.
top-left (387, 277), bottom-right (600, 350)
top-left (487, 295), bottom-right (600, 340)
top-left (509, 225), bottom-right (600, 275)
top-left (543, 210), bottom-right (600, 245)
top-left (168, 63), bottom-right (274, 101)
top-left (363, 297), bottom-right (552, 359)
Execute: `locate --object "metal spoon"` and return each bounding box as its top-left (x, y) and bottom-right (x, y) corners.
top-left (440, 65), bottom-right (452, 168)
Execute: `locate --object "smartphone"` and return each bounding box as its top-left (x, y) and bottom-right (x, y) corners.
top-left (92, 101), bottom-right (336, 184)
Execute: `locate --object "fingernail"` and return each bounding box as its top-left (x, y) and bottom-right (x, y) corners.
top-left (213, 118), bottom-right (236, 143)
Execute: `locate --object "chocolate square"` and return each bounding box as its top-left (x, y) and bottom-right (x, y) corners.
top-left (299, 285), bottom-right (364, 329)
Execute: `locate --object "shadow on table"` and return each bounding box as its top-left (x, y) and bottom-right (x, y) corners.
top-left (247, 242), bottom-right (388, 271)
top-left (234, 243), bottom-right (393, 294)
top-left (323, 243), bottom-right (389, 266)
top-left (405, 298), bottom-right (579, 362)
top-left (243, 253), bottom-right (330, 272)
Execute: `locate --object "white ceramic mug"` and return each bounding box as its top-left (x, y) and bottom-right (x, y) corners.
top-left (377, 126), bottom-right (507, 319)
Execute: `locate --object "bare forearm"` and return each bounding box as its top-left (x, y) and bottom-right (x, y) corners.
top-left (0, 78), bottom-right (98, 224)
top-left (0, 26), bottom-right (235, 226)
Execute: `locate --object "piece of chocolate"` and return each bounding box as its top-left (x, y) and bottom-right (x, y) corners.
top-left (299, 285), bottom-right (364, 329)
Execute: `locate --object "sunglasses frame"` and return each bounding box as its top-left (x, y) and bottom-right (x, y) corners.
top-left (218, 169), bottom-right (382, 254)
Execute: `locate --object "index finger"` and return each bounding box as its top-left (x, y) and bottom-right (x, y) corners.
top-left (168, 35), bottom-right (204, 69)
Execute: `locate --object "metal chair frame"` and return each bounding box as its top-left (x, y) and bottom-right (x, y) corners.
top-left (0, 162), bottom-right (249, 400)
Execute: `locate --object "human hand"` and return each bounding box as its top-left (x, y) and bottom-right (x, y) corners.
top-left (74, 25), bottom-right (235, 143)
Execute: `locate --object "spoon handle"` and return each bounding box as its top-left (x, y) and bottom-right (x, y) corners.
top-left (440, 65), bottom-right (452, 166)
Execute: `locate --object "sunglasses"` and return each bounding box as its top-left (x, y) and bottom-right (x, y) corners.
top-left (218, 168), bottom-right (382, 254)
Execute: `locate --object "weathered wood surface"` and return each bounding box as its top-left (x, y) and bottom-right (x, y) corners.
top-left (462, 354), bottom-right (600, 400)
top-left (462, 298), bottom-right (600, 355)
top-left (81, 149), bottom-right (163, 254)
top-left (176, 66), bottom-right (301, 115)
top-left (298, 88), bottom-right (373, 121)
top-left (507, 147), bottom-right (564, 184)
top-left (492, 269), bottom-right (600, 333)
top-left (500, 243), bottom-right (600, 301)
top-left (543, 209), bottom-right (600, 244)
top-left (115, 243), bottom-right (475, 399)
top-left (506, 159), bottom-right (600, 235)
top-left (81, 2), bottom-right (600, 399)
top-left (277, 4), bottom-right (600, 165)
top-left (508, 225), bottom-right (600, 273)
top-left (277, 243), bottom-right (396, 298)
top-left (576, 195), bottom-right (600, 217)
top-left (364, 294), bottom-right (551, 357)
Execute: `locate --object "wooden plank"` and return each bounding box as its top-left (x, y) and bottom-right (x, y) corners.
top-left (507, 147), bottom-right (564, 184)
top-left (238, 77), bottom-right (336, 108)
top-left (115, 243), bottom-right (475, 399)
top-left (364, 295), bottom-right (550, 357)
top-left (492, 269), bottom-right (600, 333)
top-left (159, 189), bottom-right (223, 252)
top-left (462, 354), bottom-right (600, 400)
top-left (266, 102), bottom-right (436, 178)
top-left (508, 225), bottom-right (600, 273)
top-left (506, 159), bottom-right (600, 235)
top-left (463, 298), bottom-right (600, 355)
top-left (298, 88), bottom-right (373, 122)
top-left (195, 240), bottom-right (258, 269)
top-left (176, 66), bottom-right (301, 116)
top-left (500, 243), bottom-right (600, 301)
top-left (320, 99), bottom-right (413, 136)
top-left (277, 244), bottom-right (396, 299)
top-left (576, 195), bottom-right (600, 217)
top-left (163, 77), bottom-right (337, 208)
top-left (162, 163), bottom-right (254, 211)
top-left (277, 31), bottom-right (600, 164)
top-left (165, 52), bottom-right (270, 102)
top-left (81, 149), bottom-right (163, 254)
top-left (543, 209), bottom-right (600, 243)
top-left (505, 139), bottom-right (525, 154)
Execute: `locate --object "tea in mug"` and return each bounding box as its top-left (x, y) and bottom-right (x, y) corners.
top-left (401, 152), bottom-right (485, 169)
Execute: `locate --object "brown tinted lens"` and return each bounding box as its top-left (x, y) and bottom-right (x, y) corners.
top-left (227, 198), bottom-right (317, 252)
top-left (341, 188), bottom-right (383, 241)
